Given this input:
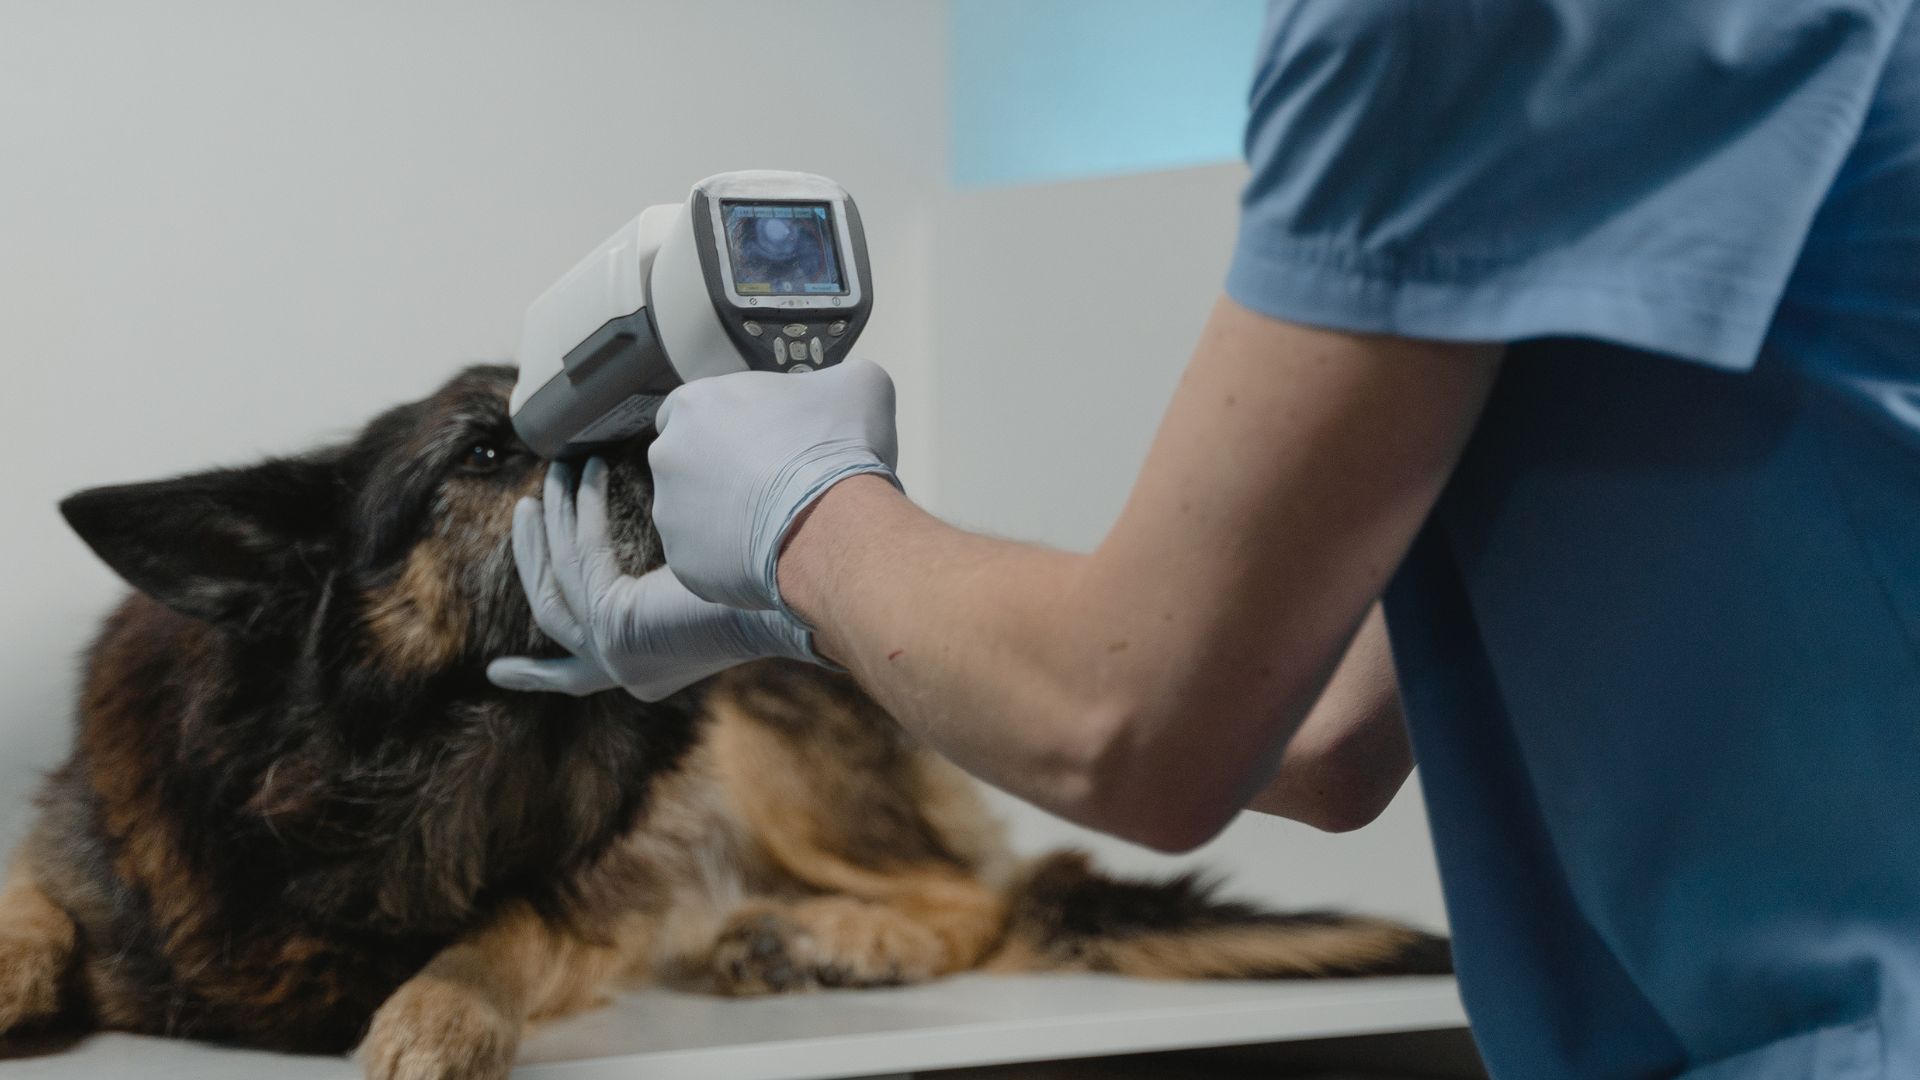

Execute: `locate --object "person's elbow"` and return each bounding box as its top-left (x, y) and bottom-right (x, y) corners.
top-left (1117, 805), bottom-right (1239, 854)
top-left (1288, 788), bottom-right (1394, 834)
top-left (1051, 698), bottom-right (1248, 855)
top-left (1055, 679), bottom-right (1403, 849)
top-left (1079, 772), bottom-right (1240, 853)
top-left (1248, 734), bottom-right (1411, 834)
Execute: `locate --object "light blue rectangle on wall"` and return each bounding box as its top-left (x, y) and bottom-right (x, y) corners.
top-left (950, 0), bottom-right (1266, 189)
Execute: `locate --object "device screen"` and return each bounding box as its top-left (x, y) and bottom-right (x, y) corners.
top-left (720, 201), bottom-right (846, 296)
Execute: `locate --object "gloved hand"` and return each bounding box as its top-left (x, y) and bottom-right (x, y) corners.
top-left (649, 358), bottom-right (900, 613)
top-left (485, 458), bottom-right (816, 702)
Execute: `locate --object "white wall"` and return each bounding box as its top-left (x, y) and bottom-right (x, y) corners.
top-left (0, 0), bottom-right (946, 846)
top-left (926, 164), bottom-right (1448, 930)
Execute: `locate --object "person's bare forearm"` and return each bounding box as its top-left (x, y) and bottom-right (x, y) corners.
top-left (779, 475), bottom-right (1132, 832)
top-left (779, 300), bottom-right (1497, 852)
top-left (786, 490), bottom-right (1405, 844)
top-left (782, 473), bottom-right (1353, 851)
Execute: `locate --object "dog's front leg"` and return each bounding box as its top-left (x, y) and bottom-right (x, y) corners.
top-left (0, 852), bottom-right (77, 1035)
top-left (359, 901), bottom-right (642, 1080)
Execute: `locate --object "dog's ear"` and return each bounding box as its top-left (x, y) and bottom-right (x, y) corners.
top-left (60, 455), bottom-right (345, 627)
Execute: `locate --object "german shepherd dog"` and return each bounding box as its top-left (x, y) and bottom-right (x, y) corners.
top-left (0, 365), bottom-right (1447, 1078)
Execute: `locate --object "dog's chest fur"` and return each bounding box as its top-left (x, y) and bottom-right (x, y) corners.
top-left (30, 590), bottom-right (701, 1052)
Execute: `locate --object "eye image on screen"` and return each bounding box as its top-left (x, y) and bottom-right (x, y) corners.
top-left (721, 201), bottom-right (846, 296)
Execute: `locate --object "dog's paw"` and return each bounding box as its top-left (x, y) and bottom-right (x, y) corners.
top-left (710, 899), bottom-right (942, 997)
top-left (711, 908), bottom-right (813, 996)
top-left (359, 975), bottom-right (518, 1080)
top-left (0, 929), bottom-right (68, 1034)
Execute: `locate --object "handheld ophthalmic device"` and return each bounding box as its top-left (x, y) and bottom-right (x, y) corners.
top-left (509, 171), bottom-right (873, 459)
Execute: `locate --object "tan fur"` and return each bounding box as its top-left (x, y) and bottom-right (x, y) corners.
top-left (1117, 920), bottom-right (1431, 978)
top-left (983, 915), bottom-right (1430, 979)
top-left (705, 694), bottom-right (1009, 972)
top-left (360, 900), bottom-right (643, 1078)
top-left (707, 697), bottom-right (985, 899)
top-left (76, 623), bottom-right (215, 951)
top-left (710, 896), bottom-right (953, 995)
top-left (911, 753), bottom-right (1015, 886)
top-left (76, 657), bottom-right (229, 1028)
top-left (360, 964), bottom-right (518, 1080)
top-left (362, 539), bottom-right (471, 677)
top-left (92, 777), bottom-right (202, 949)
top-left (0, 857), bottom-right (76, 1032)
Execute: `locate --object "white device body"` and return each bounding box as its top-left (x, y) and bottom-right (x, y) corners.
top-left (510, 171), bottom-right (872, 459)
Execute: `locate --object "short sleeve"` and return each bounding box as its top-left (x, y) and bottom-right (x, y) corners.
top-left (1226, 0), bottom-right (1914, 370)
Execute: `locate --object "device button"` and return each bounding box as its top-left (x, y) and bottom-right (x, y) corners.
top-left (772, 339), bottom-right (787, 366)
top-left (828, 320), bottom-right (848, 336)
top-left (743, 321), bottom-right (764, 337)
top-left (788, 340), bottom-right (808, 363)
top-left (789, 364), bottom-right (814, 374)
top-left (809, 337), bottom-right (824, 364)
top-left (783, 323), bottom-right (808, 338)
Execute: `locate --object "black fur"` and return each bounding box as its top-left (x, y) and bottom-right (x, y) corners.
top-left (1010, 851), bottom-right (1454, 978)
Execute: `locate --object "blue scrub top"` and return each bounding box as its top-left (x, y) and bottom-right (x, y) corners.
top-left (1227, 3), bottom-right (1920, 1077)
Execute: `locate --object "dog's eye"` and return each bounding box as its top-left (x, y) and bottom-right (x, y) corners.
top-left (461, 441), bottom-right (503, 472)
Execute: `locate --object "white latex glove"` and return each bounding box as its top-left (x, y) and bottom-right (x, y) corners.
top-left (649, 358), bottom-right (900, 612)
top-left (486, 458), bottom-right (816, 702)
